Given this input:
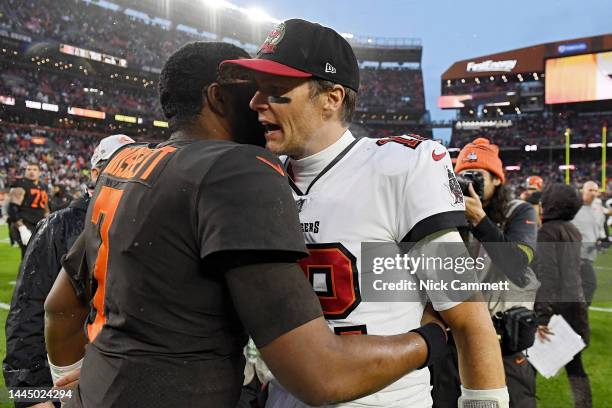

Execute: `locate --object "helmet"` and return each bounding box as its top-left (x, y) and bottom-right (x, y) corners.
top-left (525, 176), bottom-right (543, 191)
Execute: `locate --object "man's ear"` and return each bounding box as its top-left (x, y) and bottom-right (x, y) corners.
top-left (322, 84), bottom-right (345, 119)
top-left (493, 176), bottom-right (501, 187)
top-left (205, 83), bottom-right (226, 117)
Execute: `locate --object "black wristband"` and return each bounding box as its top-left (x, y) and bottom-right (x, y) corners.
top-left (410, 323), bottom-right (448, 368)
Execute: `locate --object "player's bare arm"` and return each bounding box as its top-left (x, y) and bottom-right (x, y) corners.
top-left (440, 299), bottom-right (505, 388)
top-left (44, 268), bottom-right (88, 367)
top-left (422, 229), bottom-right (506, 389)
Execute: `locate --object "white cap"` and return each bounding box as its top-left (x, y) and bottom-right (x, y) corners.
top-left (91, 134), bottom-right (135, 168)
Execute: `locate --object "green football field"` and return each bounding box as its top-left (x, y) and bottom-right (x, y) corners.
top-left (0, 224), bottom-right (610, 407)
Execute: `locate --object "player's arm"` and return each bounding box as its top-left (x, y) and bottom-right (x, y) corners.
top-left (44, 234), bottom-right (89, 380)
top-left (423, 229), bottom-right (508, 401)
top-left (225, 260), bottom-right (447, 406)
top-left (396, 144), bottom-right (507, 404)
top-left (8, 187), bottom-right (25, 224)
top-left (45, 268), bottom-right (88, 366)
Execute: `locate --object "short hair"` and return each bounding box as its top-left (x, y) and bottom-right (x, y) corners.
top-left (158, 42), bottom-right (250, 132)
top-left (26, 162), bottom-right (40, 169)
top-left (309, 79), bottom-right (357, 125)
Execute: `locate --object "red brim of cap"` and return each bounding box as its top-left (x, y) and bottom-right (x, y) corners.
top-left (220, 58), bottom-right (312, 78)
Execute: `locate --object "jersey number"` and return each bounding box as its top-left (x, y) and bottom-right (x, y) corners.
top-left (88, 185), bottom-right (124, 341)
top-left (298, 243), bottom-right (361, 320)
top-left (30, 188), bottom-right (48, 209)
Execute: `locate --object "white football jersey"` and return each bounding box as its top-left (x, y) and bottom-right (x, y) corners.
top-left (266, 130), bottom-right (466, 408)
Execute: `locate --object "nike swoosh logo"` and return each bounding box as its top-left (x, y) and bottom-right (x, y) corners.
top-left (432, 149), bottom-right (447, 161)
top-left (256, 156), bottom-right (285, 176)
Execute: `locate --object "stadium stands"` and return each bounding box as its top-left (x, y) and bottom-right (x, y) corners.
top-left (0, 0), bottom-right (428, 195)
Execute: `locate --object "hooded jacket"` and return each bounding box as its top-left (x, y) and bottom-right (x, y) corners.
top-left (534, 184), bottom-right (586, 331)
top-left (3, 195), bottom-right (88, 403)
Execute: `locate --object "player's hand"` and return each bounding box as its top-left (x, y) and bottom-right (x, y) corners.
top-left (9, 187), bottom-right (25, 204)
top-left (54, 366), bottom-right (81, 396)
top-left (27, 402), bottom-right (55, 408)
top-left (464, 184), bottom-right (486, 225)
top-left (537, 325), bottom-right (554, 342)
top-left (18, 224), bottom-right (32, 245)
top-left (421, 303), bottom-right (448, 341)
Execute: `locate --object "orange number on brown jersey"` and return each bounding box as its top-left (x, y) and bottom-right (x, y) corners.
top-left (88, 186), bottom-right (124, 341)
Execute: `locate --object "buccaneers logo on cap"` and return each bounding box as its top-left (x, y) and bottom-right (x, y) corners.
top-left (259, 22), bottom-right (286, 55)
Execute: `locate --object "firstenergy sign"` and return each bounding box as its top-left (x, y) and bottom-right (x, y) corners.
top-left (466, 59), bottom-right (518, 73)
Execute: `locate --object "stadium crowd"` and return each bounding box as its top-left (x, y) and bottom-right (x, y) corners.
top-left (1, 0), bottom-right (427, 116)
top-left (1, 0), bottom-right (193, 69)
top-left (0, 67), bottom-right (162, 116)
top-left (0, 123), bottom-right (109, 195)
top-left (358, 67), bottom-right (425, 112)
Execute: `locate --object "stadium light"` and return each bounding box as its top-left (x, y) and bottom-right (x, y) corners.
top-left (341, 33), bottom-right (354, 39)
top-left (247, 7), bottom-right (278, 23)
top-left (203, 0), bottom-right (234, 9)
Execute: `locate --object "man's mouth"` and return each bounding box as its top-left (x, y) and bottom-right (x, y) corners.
top-left (262, 122), bottom-right (282, 136)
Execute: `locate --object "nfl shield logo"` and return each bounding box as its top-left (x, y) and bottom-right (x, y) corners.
top-left (295, 198), bottom-right (306, 213)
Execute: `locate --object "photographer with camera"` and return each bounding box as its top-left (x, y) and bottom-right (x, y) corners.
top-left (431, 138), bottom-right (539, 408)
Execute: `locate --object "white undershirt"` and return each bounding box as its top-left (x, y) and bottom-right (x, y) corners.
top-left (288, 129), bottom-right (355, 193)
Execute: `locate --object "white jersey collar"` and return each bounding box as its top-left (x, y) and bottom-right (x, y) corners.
top-left (288, 130), bottom-right (355, 193)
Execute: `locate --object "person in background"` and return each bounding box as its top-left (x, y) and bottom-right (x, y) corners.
top-left (433, 137), bottom-right (539, 408)
top-left (525, 191), bottom-right (543, 228)
top-left (519, 176), bottom-right (543, 201)
top-left (9, 163), bottom-right (50, 257)
top-left (49, 185), bottom-right (73, 213)
top-left (6, 187), bottom-right (26, 249)
top-left (572, 181), bottom-right (605, 305)
top-left (2, 135), bottom-right (135, 408)
top-left (534, 183), bottom-right (591, 408)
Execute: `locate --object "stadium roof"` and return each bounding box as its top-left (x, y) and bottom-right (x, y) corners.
top-left (442, 33), bottom-right (612, 80)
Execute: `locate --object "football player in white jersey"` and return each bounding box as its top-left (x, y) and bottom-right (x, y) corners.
top-left (223, 19), bottom-right (509, 408)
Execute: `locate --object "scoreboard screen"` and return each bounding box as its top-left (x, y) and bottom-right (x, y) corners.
top-left (545, 51), bottom-right (612, 104)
